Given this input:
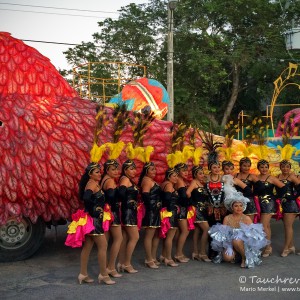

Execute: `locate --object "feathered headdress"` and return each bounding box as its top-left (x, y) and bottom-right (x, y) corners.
top-left (250, 144), bottom-right (276, 161)
top-left (170, 123), bottom-right (188, 152)
top-left (106, 141), bottom-right (125, 159)
top-left (90, 105), bottom-right (127, 163)
top-left (126, 142), bottom-right (154, 163)
top-left (192, 146), bottom-right (205, 166)
top-left (90, 143), bottom-right (107, 163)
top-left (236, 142), bottom-right (254, 157)
top-left (277, 144), bottom-right (300, 161)
top-left (197, 129), bottom-right (223, 169)
top-left (223, 175), bottom-right (249, 212)
top-left (90, 141), bottom-right (125, 163)
top-left (166, 145), bottom-right (194, 168)
top-left (219, 146), bottom-right (234, 162)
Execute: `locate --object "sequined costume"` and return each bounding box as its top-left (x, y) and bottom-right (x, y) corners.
top-left (119, 181), bottom-right (139, 226)
top-left (142, 183), bottom-right (162, 228)
top-left (161, 189), bottom-right (179, 228)
top-left (206, 181), bottom-right (227, 223)
top-left (190, 185), bottom-right (209, 222)
top-left (253, 177), bottom-right (276, 214)
top-left (103, 186), bottom-right (121, 225)
top-left (177, 186), bottom-right (188, 220)
top-left (83, 189), bottom-right (106, 234)
top-left (209, 221), bottom-right (270, 268)
top-left (235, 174), bottom-right (257, 215)
top-left (276, 177), bottom-right (300, 214)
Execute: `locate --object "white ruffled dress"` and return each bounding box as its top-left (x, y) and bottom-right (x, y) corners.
top-left (208, 222), bottom-right (270, 268)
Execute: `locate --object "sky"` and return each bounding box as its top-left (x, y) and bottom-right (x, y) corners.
top-left (0, 0), bottom-right (147, 70)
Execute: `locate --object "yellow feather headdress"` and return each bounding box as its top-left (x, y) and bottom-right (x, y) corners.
top-left (250, 144), bottom-right (276, 160)
top-left (166, 145), bottom-right (194, 168)
top-left (218, 146), bottom-right (234, 161)
top-left (106, 141), bottom-right (125, 160)
top-left (90, 141), bottom-right (125, 163)
top-left (126, 142), bottom-right (154, 163)
top-left (277, 144), bottom-right (299, 160)
top-left (90, 143), bottom-right (107, 163)
top-left (236, 143), bottom-right (253, 157)
top-left (192, 147), bottom-right (205, 166)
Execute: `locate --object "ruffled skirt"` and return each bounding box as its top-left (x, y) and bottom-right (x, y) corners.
top-left (159, 207), bottom-right (178, 238)
top-left (208, 222), bottom-right (270, 268)
top-left (65, 210), bottom-right (95, 248)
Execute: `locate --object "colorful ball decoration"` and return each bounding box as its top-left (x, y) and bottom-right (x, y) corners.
top-left (275, 108), bottom-right (300, 137)
top-left (109, 78), bottom-right (170, 119)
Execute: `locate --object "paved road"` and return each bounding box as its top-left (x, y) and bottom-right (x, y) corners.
top-left (0, 219), bottom-right (299, 300)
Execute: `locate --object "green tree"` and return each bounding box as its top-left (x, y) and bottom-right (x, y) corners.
top-left (175, 0), bottom-right (300, 132)
top-left (63, 0), bottom-right (300, 134)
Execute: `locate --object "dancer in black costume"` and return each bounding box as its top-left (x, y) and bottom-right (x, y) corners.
top-left (254, 159), bottom-right (285, 257)
top-left (100, 159), bottom-right (123, 278)
top-left (186, 165), bottom-right (211, 262)
top-left (160, 168), bottom-right (180, 267)
top-left (174, 163), bottom-right (190, 263)
top-left (234, 157), bottom-right (258, 221)
top-left (118, 160), bottom-right (139, 273)
top-left (276, 160), bottom-right (300, 257)
top-left (66, 163), bottom-right (115, 285)
top-left (206, 161), bottom-right (227, 259)
top-left (139, 161), bottom-right (162, 269)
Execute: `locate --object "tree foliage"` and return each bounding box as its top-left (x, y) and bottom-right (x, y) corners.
top-left (63, 0), bottom-right (300, 134)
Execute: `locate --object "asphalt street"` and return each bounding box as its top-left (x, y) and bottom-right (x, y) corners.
top-left (0, 219), bottom-right (299, 300)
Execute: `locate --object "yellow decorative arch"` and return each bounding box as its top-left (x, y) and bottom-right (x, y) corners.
top-left (269, 62), bottom-right (300, 135)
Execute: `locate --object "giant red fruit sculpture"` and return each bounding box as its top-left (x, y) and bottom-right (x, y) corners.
top-left (0, 32), bottom-right (98, 226)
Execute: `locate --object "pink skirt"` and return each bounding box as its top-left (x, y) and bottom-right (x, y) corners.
top-left (65, 209), bottom-right (95, 248)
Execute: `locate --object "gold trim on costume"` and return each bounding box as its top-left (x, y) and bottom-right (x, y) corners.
top-left (88, 233), bottom-right (105, 236)
top-left (142, 226), bottom-right (161, 229)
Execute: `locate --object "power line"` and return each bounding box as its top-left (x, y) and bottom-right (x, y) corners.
top-left (22, 39), bottom-right (80, 46)
top-left (0, 8), bottom-right (117, 19)
top-left (19, 39), bottom-right (300, 60)
top-left (0, 2), bottom-right (118, 14)
top-left (18, 39), bottom-right (300, 66)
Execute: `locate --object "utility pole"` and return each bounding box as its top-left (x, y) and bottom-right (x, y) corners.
top-left (166, 0), bottom-right (178, 122)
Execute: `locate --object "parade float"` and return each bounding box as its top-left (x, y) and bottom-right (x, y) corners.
top-left (0, 32), bottom-right (299, 262)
